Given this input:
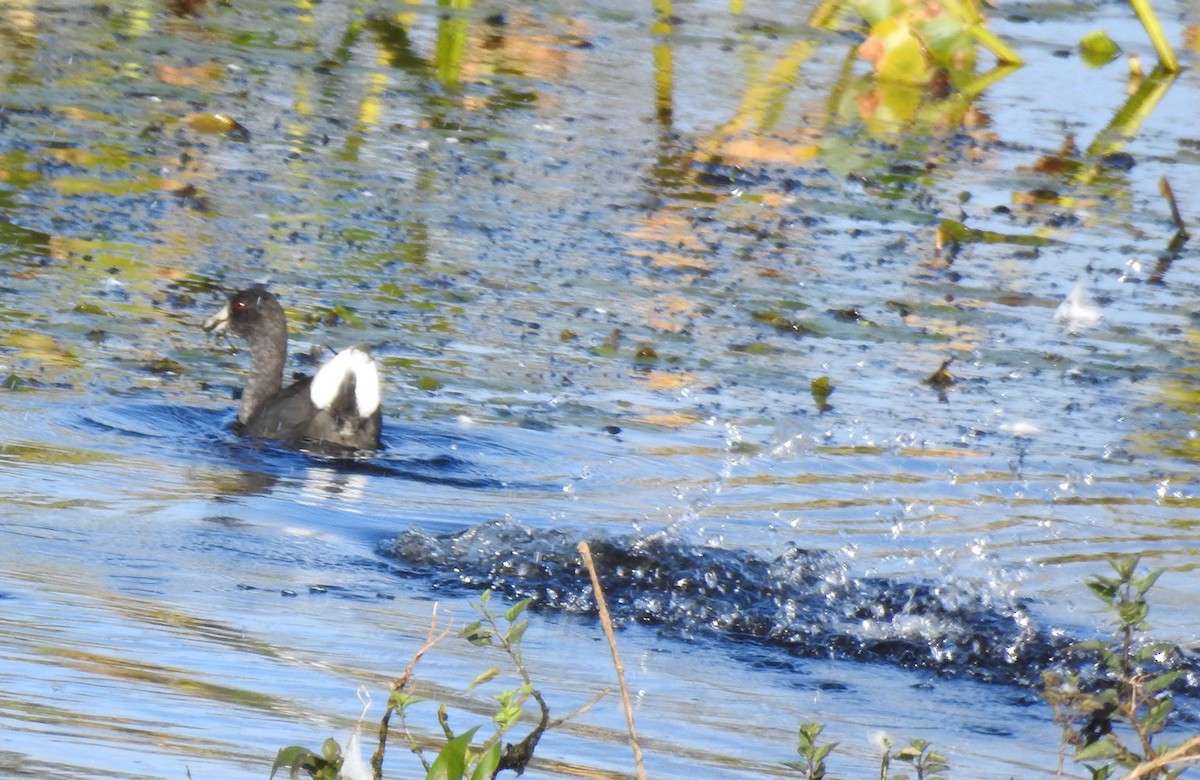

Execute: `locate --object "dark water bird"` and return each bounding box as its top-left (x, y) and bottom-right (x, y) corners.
top-left (203, 288), bottom-right (382, 453)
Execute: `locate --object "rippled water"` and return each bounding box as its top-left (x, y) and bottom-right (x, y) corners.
top-left (2, 0), bottom-right (1200, 777)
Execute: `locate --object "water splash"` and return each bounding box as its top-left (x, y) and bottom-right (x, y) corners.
top-left (381, 519), bottom-right (1074, 686)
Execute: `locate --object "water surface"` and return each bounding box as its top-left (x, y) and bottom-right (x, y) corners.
top-left (2, 0), bottom-right (1200, 777)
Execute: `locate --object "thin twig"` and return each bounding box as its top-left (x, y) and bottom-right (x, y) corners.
top-left (578, 541), bottom-right (648, 780)
top-left (548, 687), bottom-right (612, 729)
top-left (371, 603), bottom-right (453, 780)
top-left (1121, 735), bottom-right (1200, 779)
top-left (1160, 177), bottom-right (1189, 237)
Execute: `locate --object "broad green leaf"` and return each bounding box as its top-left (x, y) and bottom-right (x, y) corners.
top-left (854, 0), bottom-right (904, 26)
top-left (1075, 738), bottom-right (1123, 761)
top-left (1144, 670), bottom-right (1183, 695)
top-left (919, 14), bottom-right (971, 71)
top-left (504, 598), bottom-right (531, 622)
top-left (427, 726), bottom-right (481, 780)
top-left (470, 743), bottom-right (502, 780)
top-left (270, 746), bottom-right (316, 780)
top-left (506, 618), bottom-right (529, 646)
top-left (1134, 569), bottom-right (1164, 596)
top-left (1143, 697), bottom-right (1174, 734)
top-left (874, 20), bottom-right (931, 85)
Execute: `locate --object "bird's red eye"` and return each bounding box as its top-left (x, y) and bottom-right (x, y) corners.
top-left (234, 300), bottom-right (247, 311)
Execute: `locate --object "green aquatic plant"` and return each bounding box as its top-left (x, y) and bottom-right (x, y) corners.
top-left (1128, 0), bottom-right (1178, 72)
top-left (274, 592), bottom-right (575, 780)
top-left (1042, 556), bottom-right (1191, 779)
top-left (877, 736), bottom-right (950, 780)
top-left (271, 739), bottom-right (345, 780)
top-left (811, 0), bottom-right (1022, 86)
top-left (786, 721), bottom-right (838, 779)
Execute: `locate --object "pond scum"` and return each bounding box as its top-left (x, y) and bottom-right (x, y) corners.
top-left (271, 554), bottom-right (1200, 780)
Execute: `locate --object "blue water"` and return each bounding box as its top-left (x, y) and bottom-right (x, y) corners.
top-left (2, 0), bottom-right (1200, 777)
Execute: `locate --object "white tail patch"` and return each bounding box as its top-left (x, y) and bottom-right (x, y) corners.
top-left (310, 346), bottom-right (381, 417)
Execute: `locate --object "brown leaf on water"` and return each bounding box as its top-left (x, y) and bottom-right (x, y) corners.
top-left (635, 412), bottom-right (700, 428)
top-left (631, 250), bottom-right (715, 275)
top-left (625, 212), bottom-right (706, 251)
top-left (635, 294), bottom-right (708, 334)
top-left (637, 371), bottom-right (697, 391)
top-left (169, 0), bottom-right (209, 17)
top-left (717, 136), bottom-right (819, 166)
top-left (156, 63), bottom-right (223, 86)
top-left (903, 314), bottom-right (981, 352)
top-left (460, 10), bottom-right (589, 84)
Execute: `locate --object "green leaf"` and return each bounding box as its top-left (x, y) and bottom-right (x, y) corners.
top-left (270, 746), bottom-right (316, 780)
top-left (919, 14), bottom-right (971, 71)
top-left (503, 598), bottom-right (531, 622)
top-left (506, 618), bottom-right (529, 646)
top-left (1087, 578), bottom-right (1118, 602)
top-left (1144, 670), bottom-right (1183, 695)
top-left (470, 743), bottom-right (502, 780)
top-left (1075, 738), bottom-right (1123, 762)
top-left (467, 667), bottom-right (501, 690)
top-left (1111, 555), bottom-right (1139, 580)
top-left (855, 0), bottom-right (904, 26)
top-left (460, 621), bottom-right (492, 646)
top-left (1134, 642), bottom-right (1177, 662)
top-left (1079, 29), bottom-right (1121, 67)
top-left (873, 18), bottom-right (932, 85)
top-left (813, 743), bottom-right (837, 763)
top-left (1134, 569), bottom-right (1164, 596)
top-left (1143, 697), bottom-right (1174, 735)
top-left (811, 376), bottom-right (834, 412)
top-left (427, 726), bottom-right (481, 780)
top-left (390, 691), bottom-right (425, 710)
top-left (799, 720), bottom-right (825, 750)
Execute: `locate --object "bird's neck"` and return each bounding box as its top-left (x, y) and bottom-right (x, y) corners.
top-left (239, 335), bottom-right (286, 424)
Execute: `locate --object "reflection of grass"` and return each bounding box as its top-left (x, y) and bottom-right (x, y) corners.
top-left (0, 441), bottom-right (109, 466)
top-left (42, 646), bottom-right (283, 712)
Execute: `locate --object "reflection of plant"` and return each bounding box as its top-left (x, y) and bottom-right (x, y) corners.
top-left (812, 0), bottom-right (1021, 86)
top-left (1042, 556), bottom-right (1195, 780)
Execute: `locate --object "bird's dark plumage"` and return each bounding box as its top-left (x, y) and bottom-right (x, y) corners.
top-left (203, 288), bottom-right (382, 453)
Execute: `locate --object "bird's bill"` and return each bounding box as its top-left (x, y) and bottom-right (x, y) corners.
top-left (203, 301), bottom-right (231, 333)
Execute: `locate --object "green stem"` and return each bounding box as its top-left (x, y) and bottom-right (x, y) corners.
top-left (1128, 0), bottom-right (1179, 72)
top-left (970, 23), bottom-right (1024, 66)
